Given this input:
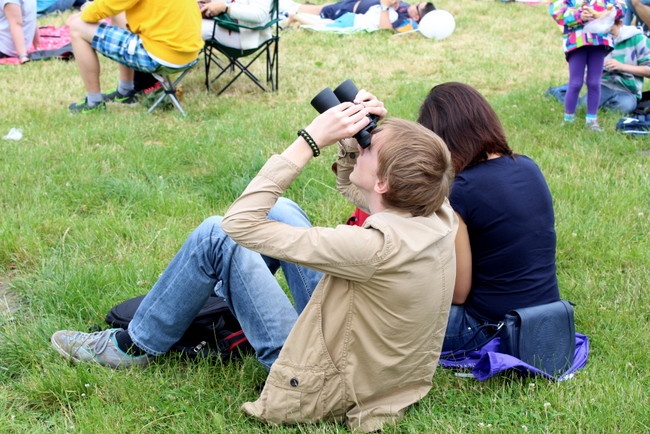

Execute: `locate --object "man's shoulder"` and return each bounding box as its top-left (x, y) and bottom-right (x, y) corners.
top-left (617, 26), bottom-right (645, 45)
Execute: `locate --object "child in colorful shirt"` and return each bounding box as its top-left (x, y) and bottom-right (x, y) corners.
top-left (546, 19), bottom-right (650, 114)
top-left (550, 0), bottom-right (626, 131)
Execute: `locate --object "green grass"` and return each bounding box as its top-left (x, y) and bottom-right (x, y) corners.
top-left (1, 1), bottom-right (649, 432)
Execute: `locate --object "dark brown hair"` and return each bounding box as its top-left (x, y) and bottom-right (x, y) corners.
top-left (375, 118), bottom-right (453, 217)
top-left (417, 82), bottom-right (512, 173)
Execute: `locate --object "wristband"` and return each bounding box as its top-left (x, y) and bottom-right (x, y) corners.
top-left (297, 129), bottom-right (320, 157)
top-left (19, 54), bottom-right (29, 59)
top-left (380, 4), bottom-right (389, 11)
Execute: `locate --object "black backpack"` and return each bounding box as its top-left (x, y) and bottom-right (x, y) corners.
top-left (105, 294), bottom-right (254, 361)
top-left (616, 115), bottom-right (650, 136)
top-left (616, 90), bottom-right (650, 136)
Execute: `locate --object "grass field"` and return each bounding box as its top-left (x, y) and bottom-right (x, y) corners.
top-left (0, 1), bottom-right (648, 432)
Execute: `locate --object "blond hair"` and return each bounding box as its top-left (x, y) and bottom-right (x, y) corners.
top-left (375, 118), bottom-right (452, 217)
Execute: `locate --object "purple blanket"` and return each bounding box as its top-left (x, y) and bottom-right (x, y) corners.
top-left (438, 333), bottom-right (589, 381)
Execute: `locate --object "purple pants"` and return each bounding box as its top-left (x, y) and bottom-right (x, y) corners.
top-left (565, 45), bottom-right (608, 116)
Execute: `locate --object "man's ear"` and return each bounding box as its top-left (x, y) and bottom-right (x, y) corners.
top-left (374, 178), bottom-right (388, 194)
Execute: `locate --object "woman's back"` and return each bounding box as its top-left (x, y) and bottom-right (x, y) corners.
top-left (449, 155), bottom-right (560, 322)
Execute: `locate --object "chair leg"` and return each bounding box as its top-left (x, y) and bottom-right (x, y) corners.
top-left (149, 69), bottom-right (191, 116)
top-left (266, 40), bottom-right (278, 92)
top-left (205, 37), bottom-right (279, 95)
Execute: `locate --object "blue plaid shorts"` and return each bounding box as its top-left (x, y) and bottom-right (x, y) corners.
top-left (92, 23), bottom-right (161, 73)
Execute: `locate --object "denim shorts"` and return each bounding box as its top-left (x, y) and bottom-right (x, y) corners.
top-left (92, 23), bottom-right (161, 73)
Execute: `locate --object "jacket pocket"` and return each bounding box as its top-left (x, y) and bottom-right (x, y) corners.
top-left (262, 364), bottom-right (327, 422)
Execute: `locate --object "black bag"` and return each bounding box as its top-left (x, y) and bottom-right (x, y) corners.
top-left (105, 294), bottom-right (254, 361)
top-left (27, 43), bottom-right (73, 61)
top-left (134, 70), bottom-right (159, 92)
top-left (616, 90), bottom-right (650, 135)
top-left (615, 115), bottom-right (650, 136)
top-left (499, 300), bottom-right (575, 376)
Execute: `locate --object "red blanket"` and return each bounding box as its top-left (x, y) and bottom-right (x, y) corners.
top-left (0, 25), bottom-right (72, 65)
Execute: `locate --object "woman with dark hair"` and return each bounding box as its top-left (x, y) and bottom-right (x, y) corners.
top-left (417, 82), bottom-right (561, 352)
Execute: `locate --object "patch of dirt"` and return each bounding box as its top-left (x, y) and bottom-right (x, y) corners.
top-left (0, 280), bottom-right (18, 316)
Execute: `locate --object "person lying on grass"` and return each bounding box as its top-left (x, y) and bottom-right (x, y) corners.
top-left (280, 0), bottom-right (435, 30)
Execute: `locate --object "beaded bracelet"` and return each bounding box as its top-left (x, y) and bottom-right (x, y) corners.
top-left (297, 129), bottom-right (320, 157)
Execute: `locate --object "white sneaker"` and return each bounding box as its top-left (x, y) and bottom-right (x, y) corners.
top-left (51, 328), bottom-right (152, 369)
top-left (586, 119), bottom-right (603, 132)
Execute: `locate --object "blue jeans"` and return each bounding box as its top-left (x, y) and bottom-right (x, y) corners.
top-left (441, 305), bottom-right (496, 352)
top-left (128, 198), bottom-right (323, 370)
top-left (597, 86), bottom-right (639, 114)
top-left (39, 0), bottom-right (84, 14)
top-left (546, 83), bottom-right (638, 114)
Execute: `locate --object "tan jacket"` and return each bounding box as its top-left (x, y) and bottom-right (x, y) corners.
top-left (222, 153), bottom-right (457, 432)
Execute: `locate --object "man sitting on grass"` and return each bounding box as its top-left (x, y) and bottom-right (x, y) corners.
top-left (51, 90), bottom-right (457, 431)
top-left (66, 0), bottom-right (203, 113)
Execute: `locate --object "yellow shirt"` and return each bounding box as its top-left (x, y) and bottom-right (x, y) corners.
top-left (81, 0), bottom-right (203, 65)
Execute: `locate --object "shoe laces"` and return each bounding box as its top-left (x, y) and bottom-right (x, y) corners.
top-left (78, 329), bottom-right (118, 355)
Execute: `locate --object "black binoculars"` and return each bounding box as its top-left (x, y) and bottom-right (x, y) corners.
top-left (310, 79), bottom-right (378, 149)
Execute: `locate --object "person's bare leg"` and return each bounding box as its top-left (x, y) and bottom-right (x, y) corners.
top-left (289, 12), bottom-right (326, 25)
top-left (109, 12), bottom-right (135, 82)
top-left (296, 4), bottom-right (327, 14)
top-left (67, 13), bottom-right (102, 93)
top-left (632, 0), bottom-right (650, 27)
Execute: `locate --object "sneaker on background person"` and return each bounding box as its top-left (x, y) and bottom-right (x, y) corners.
top-left (586, 119), bottom-right (603, 132)
top-left (103, 88), bottom-right (140, 104)
top-left (68, 98), bottom-right (106, 114)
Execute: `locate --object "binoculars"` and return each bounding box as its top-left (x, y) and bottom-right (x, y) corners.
top-left (310, 79), bottom-right (378, 149)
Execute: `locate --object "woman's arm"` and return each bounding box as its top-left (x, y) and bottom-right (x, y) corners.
top-left (4, 3), bottom-right (28, 58)
top-left (377, 0), bottom-right (398, 29)
top-left (452, 213), bottom-right (472, 304)
top-left (201, 0), bottom-right (271, 24)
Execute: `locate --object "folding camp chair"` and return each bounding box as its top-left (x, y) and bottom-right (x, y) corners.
top-left (147, 61), bottom-right (198, 116)
top-left (203, 0), bottom-right (280, 95)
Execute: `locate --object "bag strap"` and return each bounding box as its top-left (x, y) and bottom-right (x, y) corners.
top-left (439, 321), bottom-right (504, 360)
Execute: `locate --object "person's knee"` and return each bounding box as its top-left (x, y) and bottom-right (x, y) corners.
top-left (267, 197), bottom-right (310, 226)
top-left (198, 216), bottom-right (225, 234)
top-left (617, 96), bottom-right (638, 114)
top-left (190, 216), bottom-right (231, 252)
top-left (567, 76), bottom-right (584, 90)
top-left (606, 97), bottom-right (638, 114)
top-left (271, 197), bottom-right (300, 215)
top-left (66, 12), bottom-right (84, 29)
top-left (586, 76), bottom-right (601, 91)
top-left (67, 14), bottom-right (97, 42)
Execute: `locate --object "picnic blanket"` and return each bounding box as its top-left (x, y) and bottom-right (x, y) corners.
top-left (438, 333), bottom-right (590, 381)
top-left (299, 8), bottom-right (418, 34)
top-left (0, 25), bottom-right (72, 65)
top-left (300, 12), bottom-right (381, 33)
